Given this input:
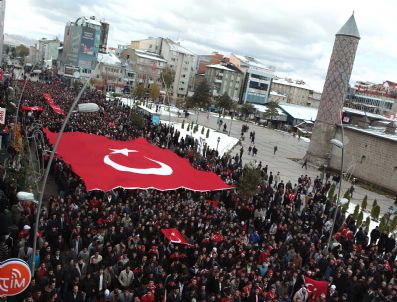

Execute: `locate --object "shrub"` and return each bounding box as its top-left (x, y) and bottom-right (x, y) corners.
top-left (389, 216), bottom-right (397, 233)
top-left (361, 195), bottom-right (368, 211)
top-left (181, 120), bottom-right (185, 129)
top-left (371, 204), bottom-right (380, 221)
top-left (356, 211), bottom-right (364, 228)
top-left (206, 129), bottom-right (210, 138)
top-left (353, 204), bottom-right (360, 220)
top-left (364, 216), bottom-right (371, 234)
top-left (201, 126), bottom-right (205, 134)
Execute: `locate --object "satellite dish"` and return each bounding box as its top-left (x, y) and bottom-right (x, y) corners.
top-left (73, 71), bottom-right (80, 79)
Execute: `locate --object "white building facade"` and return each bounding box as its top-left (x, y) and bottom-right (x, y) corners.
top-left (205, 64), bottom-right (242, 101)
top-left (229, 54), bottom-right (274, 105)
top-left (129, 37), bottom-right (196, 98)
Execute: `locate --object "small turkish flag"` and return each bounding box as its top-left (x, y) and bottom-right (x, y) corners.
top-left (207, 200), bottom-right (219, 208)
top-left (43, 130), bottom-right (231, 191)
top-left (161, 228), bottom-right (189, 245)
top-left (211, 233), bottom-right (224, 242)
top-left (303, 276), bottom-right (328, 301)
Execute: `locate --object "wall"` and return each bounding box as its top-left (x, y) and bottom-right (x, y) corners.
top-left (330, 126), bottom-right (397, 193)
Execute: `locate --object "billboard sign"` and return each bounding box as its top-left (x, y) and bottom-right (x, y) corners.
top-left (79, 26), bottom-right (96, 69)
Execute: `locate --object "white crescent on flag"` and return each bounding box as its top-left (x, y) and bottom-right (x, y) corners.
top-left (169, 232), bottom-right (182, 243)
top-left (104, 148), bottom-right (173, 175)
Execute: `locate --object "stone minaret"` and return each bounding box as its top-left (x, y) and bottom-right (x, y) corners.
top-left (306, 14), bottom-right (360, 165)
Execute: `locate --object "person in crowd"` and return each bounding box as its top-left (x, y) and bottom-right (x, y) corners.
top-left (1, 80), bottom-right (396, 302)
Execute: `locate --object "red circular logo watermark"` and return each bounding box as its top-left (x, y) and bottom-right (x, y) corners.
top-left (0, 258), bottom-right (31, 297)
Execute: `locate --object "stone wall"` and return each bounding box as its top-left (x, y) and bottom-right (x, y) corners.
top-left (329, 126), bottom-right (397, 193)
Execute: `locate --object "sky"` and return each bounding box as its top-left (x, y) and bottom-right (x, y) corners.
top-left (4, 0), bottom-right (397, 91)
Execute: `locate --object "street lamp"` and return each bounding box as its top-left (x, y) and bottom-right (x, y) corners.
top-left (17, 191), bottom-right (37, 204)
top-left (228, 112), bottom-right (234, 136)
top-left (324, 137), bottom-right (345, 254)
top-left (216, 137), bottom-right (221, 152)
top-left (76, 103), bottom-right (100, 113)
top-left (31, 62), bottom-right (101, 273)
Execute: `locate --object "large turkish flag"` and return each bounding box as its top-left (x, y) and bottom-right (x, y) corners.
top-left (44, 129), bottom-right (232, 191)
top-left (161, 228), bottom-right (189, 245)
top-left (303, 276), bottom-right (328, 301)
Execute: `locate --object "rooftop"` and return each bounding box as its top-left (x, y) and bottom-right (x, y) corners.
top-left (206, 64), bottom-right (236, 72)
top-left (278, 103), bottom-right (318, 121)
top-left (233, 54), bottom-right (273, 72)
top-left (98, 52), bottom-right (121, 66)
top-left (345, 125), bottom-right (397, 142)
top-left (169, 42), bottom-right (195, 56)
top-left (273, 77), bottom-right (313, 91)
top-left (135, 50), bottom-right (167, 62)
top-left (336, 14), bottom-right (360, 39)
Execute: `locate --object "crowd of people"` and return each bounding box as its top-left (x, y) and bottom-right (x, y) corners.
top-left (0, 79), bottom-right (396, 302)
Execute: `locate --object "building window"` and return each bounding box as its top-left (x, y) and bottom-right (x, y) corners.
top-left (249, 81), bottom-right (268, 91)
top-left (251, 74), bottom-right (270, 81)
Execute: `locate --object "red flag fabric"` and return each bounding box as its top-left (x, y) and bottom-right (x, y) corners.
top-left (303, 276), bottom-right (328, 301)
top-left (21, 105), bottom-right (44, 112)
top-left (0, 68), bottom-right (3, 81)
top-left (43, 93), bottom-right (65, 115)
top-left (43, 129), bottom-right (232, 191)
top-left (211, 233), bottom-right (224, 242)
top-left (161, 228), bottom-right (189, 245)
top-left (207, 200), bottom-right (219, 208)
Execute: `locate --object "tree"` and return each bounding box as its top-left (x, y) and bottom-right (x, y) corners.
top-left (378, 215), bottom-right (387, 233)
top-left (364, 216), bottom-right (371, 234)
top-left (240, 103), bottom-right (255, 120)
top-left (150, 84), bottom-right (160, 101)
top-left (356, 211), bottom-right (364, 228)
top-left (160, 67), bottom-right (176, 105)
top-left (130, 112), bottom-right (145, 130)
top-left (341, 200), bottom-right (350, 214)
top-left (16, 44), bottom-right (29, 63)
top-left (371, 204), bottom-right (380, 221)
top-left (206, 128), bottom-right (210, 138)
top-left (238, 164), bottom-right (262, 199)
top-left (181, 120), bottom-right (185, 129)
top-left (353, 204), bottom-right (360, 220)
top-left (343, 189), bottom-right (351, 201)
top-left (201, 126), bottom-right (205, 134)
top-left (390, 216), bottom-right (397, 233)
top-left (327, 184), bottom-right (336, 200)
top-left (372, 199), bottom-right (378, 211)
top-left (264, 101), bottom-right (279, 121)
top-left (134, 84), bottom-right (144, 100)
top-left (190, 79), bottom-right (211, 122)
top-left (361, 195), bottom-right (368, 211)
top-left (216, 93), bottom-right (234, 117)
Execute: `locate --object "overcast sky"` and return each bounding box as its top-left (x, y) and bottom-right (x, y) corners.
top-left (4, 0), bottom-right (397, 91)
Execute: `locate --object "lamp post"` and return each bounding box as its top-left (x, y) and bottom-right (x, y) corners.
top-left (228, 112), bottom-right (234, 136)
top-left (216, 137), bottom-right (220, 152)
top-left (325, 137), bottom-right (345, 254)
top-left (31, 63), bottom-right (101, 273)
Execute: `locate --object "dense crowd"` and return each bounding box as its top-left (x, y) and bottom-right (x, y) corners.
top-left (0, 80), bottom-right (396, 302)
